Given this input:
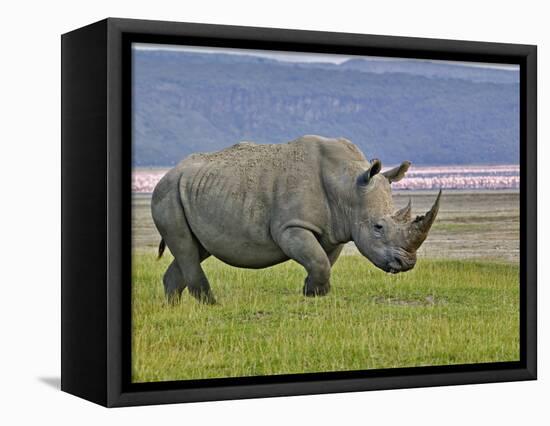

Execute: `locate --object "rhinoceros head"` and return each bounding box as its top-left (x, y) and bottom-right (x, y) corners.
top-left (351, 159), bottom-right (441, 274)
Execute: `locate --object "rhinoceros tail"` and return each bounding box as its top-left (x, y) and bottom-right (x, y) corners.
top-left (157, 238), bottom-right (166, 260)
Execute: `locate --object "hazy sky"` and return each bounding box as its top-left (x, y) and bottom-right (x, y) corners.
top-left (133, 43), bottom-right (520, 71)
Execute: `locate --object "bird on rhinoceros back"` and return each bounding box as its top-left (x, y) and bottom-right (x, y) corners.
top-left (151, 135), bottom-right (441, 304)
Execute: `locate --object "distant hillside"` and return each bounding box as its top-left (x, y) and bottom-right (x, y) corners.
top-left (133, 49), bottom-right (519, 167)
top-left (338, 58), bottom-right (519, 83)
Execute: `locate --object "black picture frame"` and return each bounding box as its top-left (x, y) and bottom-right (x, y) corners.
top-left (61, 17), bottom-right (537, 407)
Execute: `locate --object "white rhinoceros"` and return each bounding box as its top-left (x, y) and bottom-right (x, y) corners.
top-left (152, 135), bottom-right (440, 303)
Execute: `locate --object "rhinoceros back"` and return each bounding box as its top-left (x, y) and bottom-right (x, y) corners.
top-left (177, 140), bottom-right (321, 267)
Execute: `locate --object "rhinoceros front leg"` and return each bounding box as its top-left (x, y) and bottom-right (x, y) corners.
top-left (278, 227), bottom-right (332, 296)
top-left (327, 244), bottom-right (344, 266)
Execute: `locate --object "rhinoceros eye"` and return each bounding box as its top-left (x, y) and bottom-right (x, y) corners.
top-left (373, 223), bottom-right (384, 234)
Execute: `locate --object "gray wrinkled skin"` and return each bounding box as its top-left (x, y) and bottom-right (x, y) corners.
top-left (151, 135), bottom-right (441, 304)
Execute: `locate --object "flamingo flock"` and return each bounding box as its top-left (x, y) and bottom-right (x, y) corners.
top-left (132, 165), bottom-right (520, 194)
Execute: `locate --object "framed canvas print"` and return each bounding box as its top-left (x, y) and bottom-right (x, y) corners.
top-left (61, 18), bottom-right (537, 407)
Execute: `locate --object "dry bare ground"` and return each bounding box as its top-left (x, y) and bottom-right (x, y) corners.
top-left (133, 190), bottom-right (520, 262)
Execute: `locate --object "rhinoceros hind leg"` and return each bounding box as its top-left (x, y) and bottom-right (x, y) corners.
top-left (163, 259), bottom-right (185, 303)
top-left (162, 245), bottom-right (212, 304)
top-left (277, 227), bottom-right (331, 297)
top-left (162, 235), bottom-right (216, 304)
top-left (162, 232), bottom-right (215, 304)
top-left (153, 191), bottom-right (215, 304)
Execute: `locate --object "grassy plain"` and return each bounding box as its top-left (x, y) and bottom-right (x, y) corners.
top-left (131, 190), bottom-right (520, 383)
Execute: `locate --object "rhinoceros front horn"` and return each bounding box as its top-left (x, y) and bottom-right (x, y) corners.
top-left (407, 190), bottom-right (442, 250)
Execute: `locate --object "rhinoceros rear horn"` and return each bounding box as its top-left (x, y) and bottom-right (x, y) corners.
top-left (393, 199), bottom-right (412, 222)
top-left (406, 190), bottom-right (441, 250)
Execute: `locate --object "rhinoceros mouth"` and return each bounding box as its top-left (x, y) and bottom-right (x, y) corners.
top-left (386, 264), bottom-right (410, 274)
top-left (384, 248), bottom-right (416, 274)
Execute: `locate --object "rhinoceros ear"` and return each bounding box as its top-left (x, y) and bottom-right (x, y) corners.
top-left (382, 161), bottom-right (411, 183)
top-left (359, 159), bottom-right (382, 185)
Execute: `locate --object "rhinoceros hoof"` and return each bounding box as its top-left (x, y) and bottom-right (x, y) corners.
top-left (303, 282), bottom-right (331, 297)
top-left (189, 289), bottom-right (217, 305)
top-left (199, 294), bottom-right (217, 305)
top-left (165, 292), bottom-right (182, 305)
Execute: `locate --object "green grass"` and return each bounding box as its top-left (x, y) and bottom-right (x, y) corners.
top-left (132, 254), bottom-right (519, 383)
